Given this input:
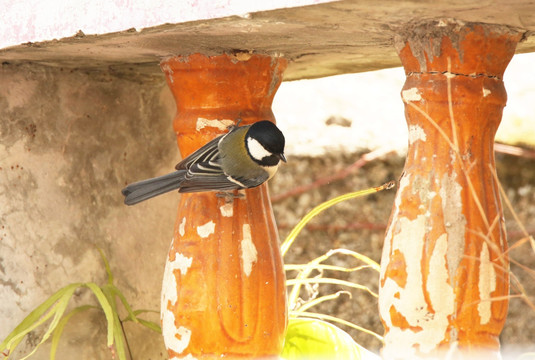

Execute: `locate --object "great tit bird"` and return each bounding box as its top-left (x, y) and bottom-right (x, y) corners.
top-left (122, 120), bottom-right (286, 205)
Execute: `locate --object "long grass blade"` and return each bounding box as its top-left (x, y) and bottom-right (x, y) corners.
top-left (19, 286), bottom-right (78, 360)
top-left (95, 246), bottom-right (114, 285)
top-left (135, 319), bottom-right (162, 334)
top-left (281, 182), bottom-right (395, 256)
top-left (286, 278), bottom-right (378, 298)
top-left (290, 311), bottom-right (384, 342)
top-left (294, 291), bottom-right (352, 313)
top-left (1, 283), bottom-right (82, 356)
top-left (101, 284), bottom-right (127, 360)
top-left (84, 283), bottom-right (115, 347)
top-left (285, 263), bottom-right (374, 273)
top-left (50, 305), bottom-right (95, 360)
top-left (109, 285), bottom-right (139, 324)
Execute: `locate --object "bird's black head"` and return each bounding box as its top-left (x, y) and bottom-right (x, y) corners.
top-left (245, 120), bottom-right (286, 166)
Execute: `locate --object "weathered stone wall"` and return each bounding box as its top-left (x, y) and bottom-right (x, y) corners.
top-left (0, 63), bottom-right (177, 359)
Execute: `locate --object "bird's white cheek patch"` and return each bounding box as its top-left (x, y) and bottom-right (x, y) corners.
top-left (247, 137), bottom-right (272, 162)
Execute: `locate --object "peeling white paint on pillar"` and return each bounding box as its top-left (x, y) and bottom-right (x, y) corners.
top-left (196, 220), bottom-right (215, 238)
top-left (170, 354), bottom-right (199, 360)
top-left (240, 224), bottom-right (257, 276)
top-left (439, 172), bottom-right (467, 281)
top-left (381, 214), bottom-right (455, 357)
top-left (161, 63), bottom-right (174, 83)
top-left (219, 202), bottom-right (234, 217)
top-left (427, 233), bottom-right (455, 331)
top-left (402, 87), bottom-right (422, 102)
top-left (379, 174), bottom-right (410, 282)
top-left (161, 252), bottom-right (193, 355)
top-left (478, 243), bottom-right (497, 325)
top-left (483, 88), bottom-right (492, 97)
top-left (179, 217), bottom-right (186, 237)
top-left (408, 124), bottom-right (427, 144)
top-left (380, 171), bottom-right (463, 358)
top-left (196, 117), bottom-right (235, 131)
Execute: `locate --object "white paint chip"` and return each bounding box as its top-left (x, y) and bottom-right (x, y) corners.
top-left (240, 224), bottom-right (257, 277)
top-left (161, 64), bottom-right (174, 83)
top-left (380, 215), bottom-right (456, 357)
top-left (402, 87), bottom-right (422, 102)
top-left (427, 233), bottom-right (454, 329)
top-left (173, 355), bottom-right (198, 360)
top-left (196, 221), bottom-right (215, 238)
top-left (483, 88), bottom-right (491, 97)
top-left (196, 118), bottom-right (235, 131)
top-left (179, 217), bottom-right (186, 237)
top-left (161, 252), bottom-right (194, 355)
top-left (219, 203), bottom-right (234, 217)
top-left (161, 253), bottom-right (193, 316)
top-left (478, 243), bottom-right (497, 325)
top-left (439, 172), bottom-right (467, 281)
top-left (380, 173), bottom-right (460, 357)
top-left (408, 124), bottom-right (427, 144)
top-left (161, 317), bottom-right (192, 355)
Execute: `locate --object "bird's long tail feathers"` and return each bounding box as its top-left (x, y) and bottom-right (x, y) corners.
top-left (122, 171), bottom-right (186, 205)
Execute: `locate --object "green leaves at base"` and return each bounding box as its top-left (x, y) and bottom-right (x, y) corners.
top-left (281, 318), bottom-right (380, 360)
top-left (0, 250), bottom-right (161, 360)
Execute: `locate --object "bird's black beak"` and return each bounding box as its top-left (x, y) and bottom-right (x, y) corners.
top-left (278, 153), bottom-right (287, 163)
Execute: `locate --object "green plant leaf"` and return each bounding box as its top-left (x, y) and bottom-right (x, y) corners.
top-left (50, 305), bottom-right (95, 360)
top-left (286, 278), bottom-right (378, 298)
top-left (281, 182), bottom-right (394, 257)
top-left (289, 312), bottom-right (383, 342)
top-left (84, 283), bottom-right (115, 347)
top-left (18, 285), bottom-right (79, 360)
top-left (95, 246), bottom-right (114, 285)
top-left (0, 283), bottom-right (82, 358)
top-left (281, 318), bottom-right (380, 360)
top-left (110, 284), bottom-right (139, 324)
top-left (122, 309), bottom-right (162, 333)
top-left (135, 318), bottom-right (162, 334)
top-left (294, 291), bottom-right (351, 313)
top-left (101, 284), bottom-right (127, 360)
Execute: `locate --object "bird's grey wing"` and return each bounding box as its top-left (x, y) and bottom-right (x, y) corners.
top-left (179, 158), bottom-right (269, 193)
top-left (177, 159), bottom-right (237, 193)
top-left (178, 169), bottom-right (269, 193)
top-left (175, 135), bottom-right (222, 170)
top-left (175, 125), bottom-right (247, 171)
top-left (177, 174), bottom-right (242, 193)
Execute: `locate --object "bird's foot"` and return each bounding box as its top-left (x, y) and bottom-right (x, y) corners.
top-left (226, 118), bottom-right (243, 132)
top-left (216, 191), bottom-right (245, 203)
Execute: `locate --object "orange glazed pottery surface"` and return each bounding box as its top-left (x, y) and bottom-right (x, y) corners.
top-left (379, 19), bottom-right (522, 359)
top-left (159, 53), bottom-right (288, 359)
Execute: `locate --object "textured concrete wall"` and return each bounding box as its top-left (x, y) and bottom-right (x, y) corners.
top-left (0, 63), bottom-right (179, 359)
top-left (0, 0), bottom-right (331, 48)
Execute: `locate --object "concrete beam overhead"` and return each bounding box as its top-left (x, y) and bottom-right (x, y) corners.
top-left (1, 0), bottom-right (535, 80)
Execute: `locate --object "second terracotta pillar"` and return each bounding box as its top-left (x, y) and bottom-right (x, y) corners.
top-left (379, 19), bottom-right (522, 359)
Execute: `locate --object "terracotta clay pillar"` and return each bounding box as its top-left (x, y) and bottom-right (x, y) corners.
top-left (159, 53), bottom-right (287, 359)
top-left (379, 20), bottom-right (523, 359)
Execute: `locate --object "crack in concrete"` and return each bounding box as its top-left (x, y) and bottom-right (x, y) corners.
top-left (407, 70), bottom-right (501, 80)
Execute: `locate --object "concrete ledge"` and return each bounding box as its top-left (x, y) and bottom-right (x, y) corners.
top-left (1, 0), bottom-right (535, 80)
